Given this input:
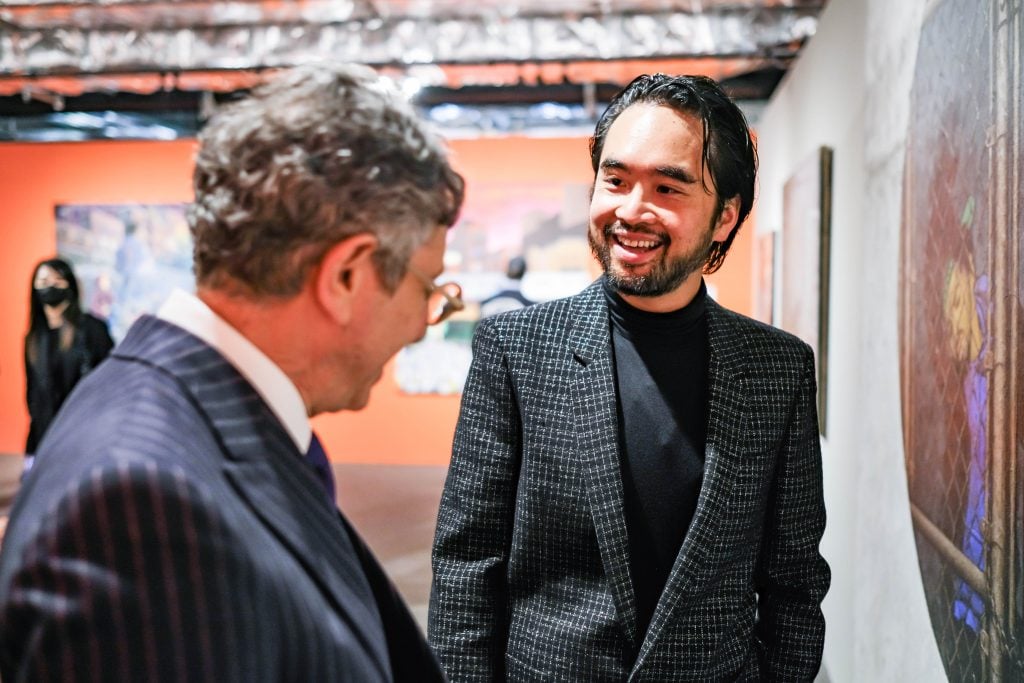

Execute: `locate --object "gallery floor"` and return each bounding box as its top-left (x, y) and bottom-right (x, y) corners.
top-left (333, 463), bottom-right (448, 629)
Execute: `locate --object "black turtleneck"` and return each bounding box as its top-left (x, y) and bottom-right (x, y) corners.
top-left (604, 277), bottom-right (710, 637)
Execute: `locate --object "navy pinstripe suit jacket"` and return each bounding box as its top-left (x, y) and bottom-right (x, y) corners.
top-left (0, 315), bottom-right (443, 682)
top-left (430, 280), bottom-right (830, 681)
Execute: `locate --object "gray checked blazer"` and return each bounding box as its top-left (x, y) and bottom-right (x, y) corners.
top-left (0, 315), bottom-right (444, 682)
top-left (430, 279), bottom-right (829, 682)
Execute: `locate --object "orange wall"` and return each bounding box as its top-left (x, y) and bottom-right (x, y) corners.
top-left (0, 141), bottom-right (196, 457)
top-left (0, 135), bottom-right (752, 465)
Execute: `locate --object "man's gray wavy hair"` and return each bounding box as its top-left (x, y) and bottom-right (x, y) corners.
top-left (189, 63), bottom-right (465, 296)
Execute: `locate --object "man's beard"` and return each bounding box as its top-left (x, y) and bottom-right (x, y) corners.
top-left (588, 219), bottom-right (716, 297)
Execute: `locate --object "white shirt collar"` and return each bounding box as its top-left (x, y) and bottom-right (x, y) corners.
top-left (157, 289), bottom-right (312, 453)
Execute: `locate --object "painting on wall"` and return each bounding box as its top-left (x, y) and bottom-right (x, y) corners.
top-left (751, 229), bottom-right (777, 325)
top-left (53, 190), bottom-right (595, 397)
top-left (899, 0), bottom-right (1024, 679)
top-left (55, 203), bottom-right (193, 342)
top-left (394, 181), bottom-right (594, 395)
top-left (780, 146), bottom-right (832, 436)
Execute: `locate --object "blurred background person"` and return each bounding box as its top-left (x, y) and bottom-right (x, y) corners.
top-left (24, 257), bottom-right (113, 463)
top-left (479, 255), bottom-right (535, 318)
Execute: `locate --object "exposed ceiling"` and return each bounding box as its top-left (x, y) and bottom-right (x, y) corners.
top-left (0, 0), bottom-right (828, 140)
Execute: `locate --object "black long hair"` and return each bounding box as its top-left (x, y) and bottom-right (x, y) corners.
top-left (27, 257), bottom-right (83, 354)
top-left (589, 74), bottom-right (758, 274)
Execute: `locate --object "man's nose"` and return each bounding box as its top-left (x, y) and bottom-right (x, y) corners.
top-left (615, 185), bottom-right (655, 225)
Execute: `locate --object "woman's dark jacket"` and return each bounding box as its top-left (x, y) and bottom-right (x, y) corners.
top-left (24, 313), bottom-right (114, 454)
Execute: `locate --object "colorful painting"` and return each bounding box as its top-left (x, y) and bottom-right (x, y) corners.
top-left (395, 181), bottom-right (594, 395)
top-left (899, 0), bottom-right (1024, 679)
top-left (780, 146), bottom-right (832, 436)
top-left (55, 203), bottom-right (194, 342)
top-left (53, 191), bottom-right (594, 397)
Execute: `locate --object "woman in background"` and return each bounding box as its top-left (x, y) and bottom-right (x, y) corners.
top-left (24, 258), bottom-right (114, 462)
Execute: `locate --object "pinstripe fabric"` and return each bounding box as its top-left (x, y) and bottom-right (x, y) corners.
top-left (0, 315), bottom-right (443, 683)
top-left (429, 279), bottom-right (829, 682)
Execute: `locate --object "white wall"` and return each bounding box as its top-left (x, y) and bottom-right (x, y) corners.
top-left (757, 0), bottom-right (947, 680)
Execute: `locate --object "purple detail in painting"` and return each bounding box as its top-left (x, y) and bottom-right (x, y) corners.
top-left (953, 274), bottom-right (990, 632)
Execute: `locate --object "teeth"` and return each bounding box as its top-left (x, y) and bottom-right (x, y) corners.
top-left (618, 237), bottom-right (659, 249)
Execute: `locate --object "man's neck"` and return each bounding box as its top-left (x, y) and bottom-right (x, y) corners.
top-left (197, 287), bottom-right (317, 415)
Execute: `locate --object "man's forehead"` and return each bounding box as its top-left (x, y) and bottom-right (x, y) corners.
top-left (599, 105), bottom-right (705, 178)
top-left (602, 104), bottom-right (704, 157)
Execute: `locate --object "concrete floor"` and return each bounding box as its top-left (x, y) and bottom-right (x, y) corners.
top-left (334, 462), bottom-right (448, 630)
top-left (0, 455), bottom-right (445, 632)
top-left (0, 455), bottom-right (24, 540)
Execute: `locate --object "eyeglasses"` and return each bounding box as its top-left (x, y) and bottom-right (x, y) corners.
top-left (407, 266), bottom-right (465, 325)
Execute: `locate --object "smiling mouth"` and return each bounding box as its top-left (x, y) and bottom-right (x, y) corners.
top-left (607, 225), bottom-right (667, 253)
top-left (615, 235), bottom-right (662, 249)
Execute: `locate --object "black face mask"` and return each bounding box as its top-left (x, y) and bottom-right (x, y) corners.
top-left (36, 286), bottom-right (71, 307)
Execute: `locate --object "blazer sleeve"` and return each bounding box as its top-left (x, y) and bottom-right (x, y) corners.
top-left (753, 348), bottom-right (831, 679)
top-left (429, 318), bottom-right (522, 682)
top-left (0, 460), bottom-right (252, 683)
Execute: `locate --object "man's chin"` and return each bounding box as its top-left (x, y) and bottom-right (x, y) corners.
top-left (605, 265), bottom-right (698, 298)
top-left (608, 277), bottom-right (662, 298)
top-left (606, 266), bottom-right (662, 297)
top-left (322, 381), bottom-right (376, 414)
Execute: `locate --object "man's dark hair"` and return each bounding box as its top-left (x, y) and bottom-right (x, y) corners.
top-left (589, 74), bottom-right (757, 273)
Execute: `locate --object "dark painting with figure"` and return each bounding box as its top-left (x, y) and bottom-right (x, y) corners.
top-left (900, 0), bottom-right (1024, 679)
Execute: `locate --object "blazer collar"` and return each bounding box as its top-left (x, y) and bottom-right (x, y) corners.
top-left (114, 315), bottom-right (394, 679)
top-left (567, 279), bottom-right (611, 365)
top-left (565, 287), bottom-right (755, 664)
top-left (567, 280), bottom-right (641, 653)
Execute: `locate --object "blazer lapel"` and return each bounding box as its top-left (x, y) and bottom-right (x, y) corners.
top-left (632, 299), bottom-right (751, 673)
top-left (220, 427), bottom-right (392, 678)
top-left (567, 282), bottom-right (640, 653)
top-left (115, 316), bottom-right (393, 679)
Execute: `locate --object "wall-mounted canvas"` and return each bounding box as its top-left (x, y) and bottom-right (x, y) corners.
top-left (54, 203), bottom-right (193, 342)
top-left (780, 146), bottom-right (832, 436)
top-left (52, 191), bottom-right (596, 398)
top-left (899, 0), bottom-right (1023, 678)
top-left (394, 181), bottom-right (594, 395)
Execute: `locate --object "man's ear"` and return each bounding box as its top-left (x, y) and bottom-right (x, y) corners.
top-left (712, 195), bottom-right (741, 242)
top-left (314, 233), bottom-right (379, 325)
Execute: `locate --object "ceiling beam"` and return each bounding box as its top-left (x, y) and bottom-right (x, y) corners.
top-left (1, 8), bottom-right (817, 79)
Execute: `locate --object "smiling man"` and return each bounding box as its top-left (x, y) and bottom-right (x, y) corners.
top-left (430, 74), bottom-right (830, 681)
top-left (0, 64), bottom-right (464, 682)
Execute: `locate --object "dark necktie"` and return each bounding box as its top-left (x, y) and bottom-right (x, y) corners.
top-left (304, 432), bottom-right (337, 506)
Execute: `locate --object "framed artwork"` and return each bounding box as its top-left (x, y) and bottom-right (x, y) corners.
top-left (780, 146), bottom-right (832, 436)
top-left (51, 191), bottom-right (596, 398)
top-left (54, 203), bottom-right (194, 342)
top-left (751, 229), bottom-right (777, 325)
top-left (899, 0), bottom-right (1024, 677)
top-left (394, 181), bottom-right (594, 395)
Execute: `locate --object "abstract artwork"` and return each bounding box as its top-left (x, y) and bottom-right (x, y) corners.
top-left (394, 181), bottom-right (594, 394)
top-left (55, 203), bottom-right (193, 342)
top-left (899, 0), bottom-right (1023, 679)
